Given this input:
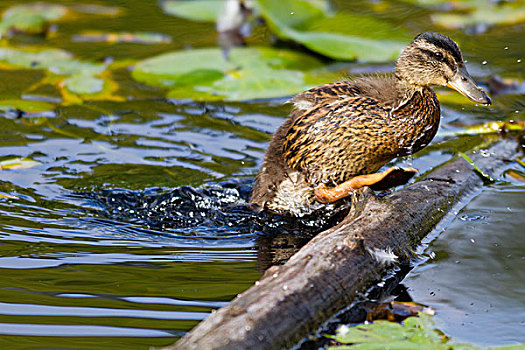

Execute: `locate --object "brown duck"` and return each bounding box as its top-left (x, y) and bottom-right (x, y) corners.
top-left (250, 32), bottom-right (491, 216)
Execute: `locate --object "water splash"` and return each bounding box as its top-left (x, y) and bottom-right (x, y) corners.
top-left (82, 179), bottom-right (349, 238)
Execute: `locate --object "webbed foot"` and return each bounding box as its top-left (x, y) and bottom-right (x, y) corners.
top-left (314, 167), bottom-right (418, 204)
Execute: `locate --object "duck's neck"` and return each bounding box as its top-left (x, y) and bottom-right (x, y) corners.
top-left (393, 75), bottom-right (426, 109)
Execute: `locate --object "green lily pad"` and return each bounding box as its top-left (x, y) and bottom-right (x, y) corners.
top-left (328, 314), bottom-right (525, 350)
top-left (161, 0), bottom-right (225, 22)
top-left (408, 0), bottom-right (525, 29)
top-left (256, 0), bottom-right (407, 62)
top-left (133, 46), bottom-right (334, 101)
top-left (133, 48), bottom-right (235, 87)
top-left (0, 46), bottom-right (120, 104)
top-left (331, 315), bottom-right (445, 346)
top-left (64, 73), bottom-right (105, 95)
top-left (0, 2), bottom-right (121, 37)
top-left (0, 3), bottom-right (68, 36)
top-left (195, 68), bottom-right (313, 101)
top-left (433, 6), bottom-right (525, 29)
top-left (72, 31), bottom-right (172, 44)
top-left (0, 99), bottom-right (55, 113)
top-left (0, 47), bottom-right (104, 76)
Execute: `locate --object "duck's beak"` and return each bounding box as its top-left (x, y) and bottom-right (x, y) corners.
top-left (447, 66), bottom-right (491, 105)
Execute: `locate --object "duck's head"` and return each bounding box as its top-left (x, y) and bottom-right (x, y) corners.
top-left (395, 32), bottom-right (491, 105)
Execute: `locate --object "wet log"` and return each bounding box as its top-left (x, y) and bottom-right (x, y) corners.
top-left (165, 138), bottom-right (519, 350)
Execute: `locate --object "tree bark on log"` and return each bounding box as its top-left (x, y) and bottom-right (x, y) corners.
top-left (164, 138), bottom-right (519, 350)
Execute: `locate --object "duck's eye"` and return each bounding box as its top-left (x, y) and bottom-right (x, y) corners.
top-left (433, 52), bottom-right (444, 61)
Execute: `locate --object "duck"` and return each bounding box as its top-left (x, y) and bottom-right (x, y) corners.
top-left (250, 32), bottom-right (491, 216)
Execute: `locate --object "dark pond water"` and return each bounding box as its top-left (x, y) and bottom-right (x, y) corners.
top-left (0, 0), bottom-right (523, 349)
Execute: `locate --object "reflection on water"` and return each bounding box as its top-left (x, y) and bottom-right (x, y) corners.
top-left (403, 184), bottom-right (525, 346)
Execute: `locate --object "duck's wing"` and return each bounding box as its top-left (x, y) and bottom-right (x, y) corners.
top-left (283, 89), bottom-right (392, 185)
top-left (288, 81), bottom-right (363, 112)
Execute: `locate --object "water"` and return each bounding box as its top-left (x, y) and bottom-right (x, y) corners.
top-left (403, 183), bottom-right (525, 346)
top-left (0, 0), bottom-right (523, 349)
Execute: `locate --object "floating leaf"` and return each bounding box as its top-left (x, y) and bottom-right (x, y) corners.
top-left (0, 157), bottom-right (41, 170)
top-left (72, 31), bottom-right (171, 44)
top-left (0, 47), bottom-right (104, 76)
top-left (0, 2), bottom-right (121, 37)
top-left (59, 72), bottom-right (122, 105)
top-left (133, 48), bottom-right (236, 87)
top-left (161, 0), bottom-right (225, 22)
top-left (329, 314), bottom-right (446, 348)
top-left (0, 46), bottom-right (122, 104)
top-left (133, 46), bottom-right (335, 101)
top-left (433, 7), bottom-right (525, 29)
top-left (408, 0), bottom-right (525, 29)
top-left (438, 120), bottom-right (525, 137)
top-left (328, 314), bottom-right (525, 349)
top-left (256, 0), bottom-right (407, 62)
top-left (0, 3), bottom-right (68, 36)
top-left (0, 99), bottom-right (55, 113)
top-left (71, 4), bottom-right (121, 16)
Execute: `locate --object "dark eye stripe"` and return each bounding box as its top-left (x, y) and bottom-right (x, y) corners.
top-left (417, 48), bottom-right (455, 71)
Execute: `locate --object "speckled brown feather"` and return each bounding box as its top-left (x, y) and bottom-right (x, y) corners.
top-left (283, 83), bottom-right (440, 186)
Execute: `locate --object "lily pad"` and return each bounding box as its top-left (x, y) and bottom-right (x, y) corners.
top-left (0, 3), bottom-right (68, 36)
top-left (0, 47), bottom-right (103, 76)
top-left (408, 0), bottom-right (525, 29)
top-left (72, 31), bottom-right (171, 44)
top-left (161, 0), bottom-right (225, 22)
top-left (330, 314), bottom-right (445, 347)
top-left (328, 314), bottom-right (524, 350)
top-left (0, 46), bottom-right (121, 104)
top-left (438, 120), bottom-right (525, 137)
top-left (256, 0), bottom-right (407, 62)
top-left (133, 46), bottom-right (334, 101)
top-left (0, 99), bottom-right (55, 113)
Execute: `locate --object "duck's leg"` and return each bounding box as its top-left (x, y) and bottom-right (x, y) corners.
top-left (314, 166), bottom-right (418, 204)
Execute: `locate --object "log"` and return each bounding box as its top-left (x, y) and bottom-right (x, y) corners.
top-left (164, 137), bottom-right (519, 350)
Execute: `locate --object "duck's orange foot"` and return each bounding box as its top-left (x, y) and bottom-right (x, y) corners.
top-left (314, 166), bottom-right (418, 204)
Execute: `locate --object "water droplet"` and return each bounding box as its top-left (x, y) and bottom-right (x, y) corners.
top-left (480, 149), bottom-right (491, 157)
